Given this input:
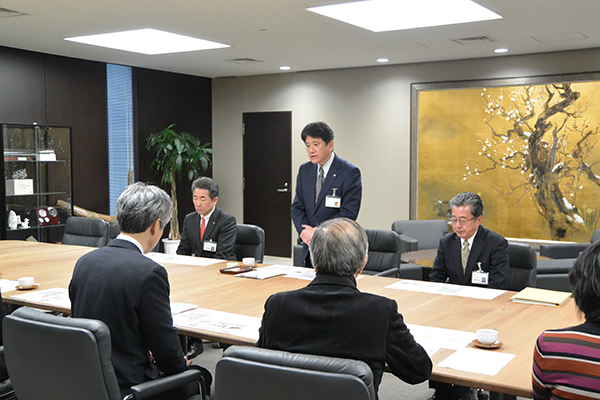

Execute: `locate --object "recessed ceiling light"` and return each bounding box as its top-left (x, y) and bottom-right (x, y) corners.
top-left (280, 66), bottom-right (291, 71)
top-left (377, 58), bottom-right (389, 63)
top-left (494, 48), bottom-right (509, 53)
top-left (64, 28), bottom-right (230, 55)
top-left (308, 0), bottom-right (502, 33)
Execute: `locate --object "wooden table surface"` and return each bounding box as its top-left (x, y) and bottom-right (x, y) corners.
top-left (0, 241), bottom-right (581, 398)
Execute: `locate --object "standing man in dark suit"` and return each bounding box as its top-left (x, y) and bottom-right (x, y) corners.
top-left (291, 121), bottom-right (362, 267)
top-left (177, 177), bottom-right (237, 260)
top-left (257, 218), bottom-right (432, 397)
top-left (69, 182), bottom-right (207, 399)
top-left (428, 191), bottom-right (509, 400)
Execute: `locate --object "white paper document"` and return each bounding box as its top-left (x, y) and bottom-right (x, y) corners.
top-left (145, 252), bottom-right (224, 266)
top-left (0, 279), bottom-right (19, 292)
top-left (407, 324), bottom-right (477, 356)
top-left (437, 348), bottom-right (516, 376)
top-left (170, 302), bottom-right (198, 315)
top-left (11, 287), bottom-right (71, 308)
top-left (386, 280), bottom-right (505, 300)
top-left (173, 307), bottom-right (261, 340)
top-left (234, 265), bottom-right (289, 279)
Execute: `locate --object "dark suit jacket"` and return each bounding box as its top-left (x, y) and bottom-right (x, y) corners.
top-left (291, 155), bottom-right (362, 261)
top-left (69, 239), bottom-right (187, 389)
top-left (176, 207), bottom-right (237, 260)
top-left (429, 225), bottom-right (509, 289)
top-left (257, 273), bottom-right (432, 396)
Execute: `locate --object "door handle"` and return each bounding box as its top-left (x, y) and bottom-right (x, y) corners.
top-left (277, 182), bottom-right (289, 192)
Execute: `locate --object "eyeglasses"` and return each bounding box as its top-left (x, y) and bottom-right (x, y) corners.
top-left (449, 216), bottom-right (475, 225)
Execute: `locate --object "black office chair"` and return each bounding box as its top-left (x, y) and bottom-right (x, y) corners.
top-left (362, 229), bottom-right (402, 277)
top-left (214, 346), bottom-right (375, 400)
top-left (61, 216), bottom-right (110, 247)
top-left (0, 347), bottom-right (14, 400)
top-left (505, 242), bottom-right (537, 291)
top-left (539, 229), bottom-right (600, 259)
top-left (391, 219), bottom-right (449, 253)
top-left (234, 224), bottom-right (265, 263)
top-left (3, 307), bottom-right (205, 400)
top-left (108, 221), bottom-right (120, 243)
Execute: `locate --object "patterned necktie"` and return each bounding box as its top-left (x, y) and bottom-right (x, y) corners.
top-left (315, 166), bottom-right (324, 203)
top-left (200, 216), bottom-right (205, 242)
top-left (461, 240), bottom-right (470, 274)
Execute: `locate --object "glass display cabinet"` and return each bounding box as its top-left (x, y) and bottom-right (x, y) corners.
top-left (1, 124), bottom-right (73, 242)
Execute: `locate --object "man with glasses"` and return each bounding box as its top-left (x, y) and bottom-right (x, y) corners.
top-left (427, 192), bottom-right (508, 400)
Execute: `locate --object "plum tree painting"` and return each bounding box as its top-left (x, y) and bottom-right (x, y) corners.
top-left (464, 83), bottom-right (600, 239)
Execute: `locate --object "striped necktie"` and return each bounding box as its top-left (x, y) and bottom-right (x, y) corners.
top-left (315, 166), bottom-right (324, 203)
top-left (461, 240), bottom-right (470, 274)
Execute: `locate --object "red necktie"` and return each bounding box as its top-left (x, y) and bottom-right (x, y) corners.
top-left (200, 216), bottom-right (205, 241)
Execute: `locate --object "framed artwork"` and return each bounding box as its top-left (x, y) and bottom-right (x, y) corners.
top-left (411, 73), bottom-right (600, 242)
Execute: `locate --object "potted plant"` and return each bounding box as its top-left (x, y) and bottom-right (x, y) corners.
top-left (146, 124), bottom-right (212, 253)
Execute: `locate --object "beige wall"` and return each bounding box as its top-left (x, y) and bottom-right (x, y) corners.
top-left (212, 48), bottom-right (600, 255)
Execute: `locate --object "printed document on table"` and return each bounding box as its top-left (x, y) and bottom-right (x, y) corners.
top-left (234, 265), bottom-right (289, 279)
top-left (145, 252), bottom-right (224, 266)
top-left (0, 279), bottom-right (19, 292)
top-left (386, 280), bottom-right (505, 300)
top-left (11, 287), bottom-right (71, 308)
top-left (437, 348), bottom-right (515, 376)
top-left (173, 307), bottom-right (261, 340)
top-left (407, 324), bottom-right (477, 356)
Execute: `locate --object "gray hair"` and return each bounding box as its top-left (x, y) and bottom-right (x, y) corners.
top-left (116, 182), bottom-right (172, 233)
top-left (309, 218), bottom-right (368, 276)
top-left (449, 192), bottom-right (484, 218)
top-left (191, 177), bottom-right (219, 200)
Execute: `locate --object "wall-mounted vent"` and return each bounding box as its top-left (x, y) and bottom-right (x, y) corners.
top-left (226, 58), bottom-right (263, 64)
top-left (0, 7), bottom-right (27, 18)
top-left (451, 36), bottom-right (498, 45)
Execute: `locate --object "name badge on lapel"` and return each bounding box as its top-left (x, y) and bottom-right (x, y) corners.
top-left (471, 262), bottom-right (489, 285)
top-left (203, 240), bottom-right (217, 252)
top-left (325, 188), bottom-right (341, 208)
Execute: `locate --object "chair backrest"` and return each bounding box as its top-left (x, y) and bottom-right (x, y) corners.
top-left (108, 221), bottom-right (120, 242)
top-left (391, 219), bottom-right (449, 250)
top-left (3, 307), bottom-right (121, 400)
top-left (506, 242), bottom-right (537, 291)
top-left (591, 229), bottom-right (600, 243)
top-left (62, 217), bottom-right (110, 247)
top-left (363, 229), bottom-right (401, 274)
top-left (234, 224), bottom-right (265, 263)
top-left (214, 346), bottom-right (375, 400)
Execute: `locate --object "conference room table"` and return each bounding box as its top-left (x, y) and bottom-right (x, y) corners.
top-left (0, 240), bottom-right (580, 398)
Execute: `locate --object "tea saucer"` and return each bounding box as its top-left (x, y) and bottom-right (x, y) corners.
top-left (16, 283), bottom-right (39, 290)
top-left (472, 339), bottom-right (502, 349)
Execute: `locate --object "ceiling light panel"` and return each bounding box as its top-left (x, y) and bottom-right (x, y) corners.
top-left (308, 0), bottom-right (502, 33)
top-left (65, 28), bottom-right (230, 55)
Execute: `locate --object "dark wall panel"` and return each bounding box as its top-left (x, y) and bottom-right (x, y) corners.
top-left (0, 46), bottom-right (46, 124)
top-left (45, 55), bottom-right (109, 214)
top-left (136, 68), bottom-right (212, 225)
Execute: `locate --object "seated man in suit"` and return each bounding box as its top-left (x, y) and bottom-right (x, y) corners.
top-left (257, 218), bottom-right (432, 397)
top-left (177, 176), bottom-right (237, 260)
top-left (69, 182), bottom-right (209, 399)
top-left (291, 121), bottom-right (362, 267)
top-left (428, 191), bottom-right (509, 400)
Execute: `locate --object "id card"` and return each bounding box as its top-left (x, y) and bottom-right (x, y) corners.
top-left (472, 270), bottom-right (489, 285)
top-left (203, 240), bottom-right (217, 252)
top-left (325, 195), bottom-right (341, 208)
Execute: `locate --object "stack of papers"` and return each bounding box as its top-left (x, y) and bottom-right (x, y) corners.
top-left (511, 287), bottom-right (571, 307)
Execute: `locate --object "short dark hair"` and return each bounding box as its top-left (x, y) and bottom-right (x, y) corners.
top-left (309, 218), bottom-right (368, 276)
top-left (449, 192), bottom-right (484, 218)
top-left (301, 122), bottom-right (335, 144)
top-left (191, 177), bottom-right (219, 199)
top-left (569, 240), bottom-right (600, 322)
top-left (116, 182), bottom-right (172, 234)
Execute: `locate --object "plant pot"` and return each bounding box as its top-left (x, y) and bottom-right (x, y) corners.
top-left (162, 238), bottom-right (180, 255)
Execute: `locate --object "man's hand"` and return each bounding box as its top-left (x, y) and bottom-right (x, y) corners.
top-left (300, 225), bottom-right (317, 245)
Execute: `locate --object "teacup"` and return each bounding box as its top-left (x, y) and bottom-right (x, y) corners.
top-left (476, 329), bottom-right (498, 345)
top-left (18, 276), bottom-right (35, 289)
top-left (242, 257), bottom-right (255, 267)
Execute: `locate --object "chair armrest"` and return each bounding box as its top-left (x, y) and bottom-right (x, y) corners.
top-left (539, 243), bottom-right (590, 259)
top-left (375, 267), bottom-right (400, 278)
top-left (398, 235), bottom-right (418, 253)
top-left (127, 369), bottom-right (205, 400)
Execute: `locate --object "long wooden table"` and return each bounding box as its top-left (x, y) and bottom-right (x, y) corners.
top-left (0, 241), bottom-right (580, 398)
